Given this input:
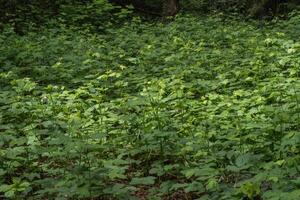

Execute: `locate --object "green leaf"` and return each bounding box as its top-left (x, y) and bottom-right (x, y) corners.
top-left (130, 176), bottom-right (156, 185)
top-left (184, 181), bottom-right (205, 193)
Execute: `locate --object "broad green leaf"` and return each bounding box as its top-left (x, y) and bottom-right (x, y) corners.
top-left (130, 177), bottom-right (156, 185)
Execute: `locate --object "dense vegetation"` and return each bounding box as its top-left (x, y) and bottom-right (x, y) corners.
top-left (1, 0), bottom-right (300, 199)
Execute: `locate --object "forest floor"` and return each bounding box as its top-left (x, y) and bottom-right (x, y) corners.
top-left (1, 14), bottom-right (300, 199)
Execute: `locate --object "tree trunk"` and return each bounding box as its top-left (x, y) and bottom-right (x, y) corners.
top-left (162, 0), bottom-right (179, 16)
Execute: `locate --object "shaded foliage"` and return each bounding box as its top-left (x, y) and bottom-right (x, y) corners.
top-left (182, 0), bottom-right (300, 17)
top-left (0, 0), bottom-right (127, 33)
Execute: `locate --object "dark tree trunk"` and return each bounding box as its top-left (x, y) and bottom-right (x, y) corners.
top-left (163, 0), bottom-right (179, 16)
top-left (248, 0), bottom-right (283, 18)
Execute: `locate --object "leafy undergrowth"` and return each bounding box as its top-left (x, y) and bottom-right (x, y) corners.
top-left (1, 14), bottom-right (300, 199)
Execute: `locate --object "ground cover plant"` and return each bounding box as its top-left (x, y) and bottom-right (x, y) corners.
top-left (1, 5), bottom-right (300, 200)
